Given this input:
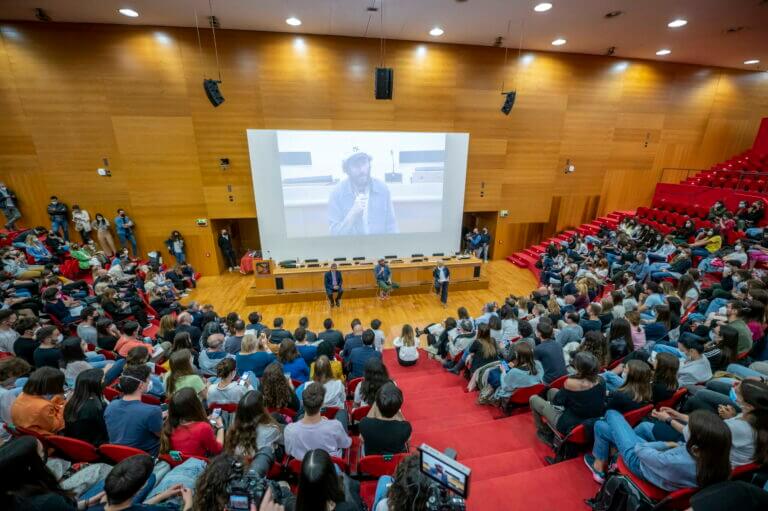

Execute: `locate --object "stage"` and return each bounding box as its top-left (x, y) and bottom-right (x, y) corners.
top-left (245, 256), bottom-right (488, 305)
top-left (180, 261), bottom-right (537, 348)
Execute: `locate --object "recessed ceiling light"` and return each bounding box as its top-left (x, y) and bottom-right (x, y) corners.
top-left (656, 49), bottom-right (671, 56)
top-left (534, 3), bottom-right (553, 12)
top-left (429, 27), bottom-right (444, 37)
top-left (118, 8), bottom-right (139, 18)
top-left (551, 38), bottom-right (566, 46)
top-left (744, 59), bottom-right (760, 65)
top-left (668, 19), bottom-right (688, 28)
top-left (286, 17), bottom-right (302, 26)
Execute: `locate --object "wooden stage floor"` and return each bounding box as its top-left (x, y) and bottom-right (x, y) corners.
top-left (181, 261), bottom-right (538, 349)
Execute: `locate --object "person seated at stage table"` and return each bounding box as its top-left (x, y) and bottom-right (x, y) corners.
top-left (347, 329), bottom-right (382, 379)
top-left (324, 263), bottom-right (344, 308)
top-left (270, 317), bottom-right (294, 345)
top-left (374, 259), bottom-right (399, 299)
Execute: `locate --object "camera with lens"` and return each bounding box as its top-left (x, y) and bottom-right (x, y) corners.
top-left (226, 447), bottom-right (292, 510)
top-left (419, 444), bottom-right (469, 511)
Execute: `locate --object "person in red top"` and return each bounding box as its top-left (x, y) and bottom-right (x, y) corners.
top-left (716, 212), bottom-right (737, 242)
top-left (114, 321), bottom-right (151, 358)
top-left (159, 387), bottom-right (224, 458)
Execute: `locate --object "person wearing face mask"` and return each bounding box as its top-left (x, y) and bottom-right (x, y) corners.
top-left (46, 195), bottom-right (69, 241)
top-left (217, 229), bottom-right (238, 272)
top-left (0, 182), bottom-right (21, 230)
top-left (91, 212), bottom-right (117, 257)
top-left (32, 326), bottom-right (64, 369)
top-left (735, 200), bottom-right (751, 230)
top-left (672, 220), bottom-right (696, 244)
top-left (114, 208), bottom-right (138, 257)
top-left (41, 287), bottom-right (82, 325)
top-left (707, 201), bottom-right (727, 221)
top-left (165, 230), bottom-right (186, 264)
top-left (70, 204), bottom-right (92, 243)
top-left (647, 235), bottom-right (676, 263)
top-left (698, 240), bottom-right (747, 274)
top-left (690, 228), bottom-right (722, 259)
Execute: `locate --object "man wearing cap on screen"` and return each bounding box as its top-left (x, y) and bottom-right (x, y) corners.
top-left (328, 151), bottom-right (398, 236)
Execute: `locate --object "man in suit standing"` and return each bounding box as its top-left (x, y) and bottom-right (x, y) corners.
top-left (324, 263), bottom-right (344, 307)
top-left (374, 259), bottom-right (399, 299)
top-left (432, 260), bottom-right (450, 307)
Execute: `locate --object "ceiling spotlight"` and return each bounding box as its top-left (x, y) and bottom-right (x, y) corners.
top-left (656, 49), bottom-right (671, 56)
top-left (118, 8), bottom-right (139, 18)
top-left (551, 38), bottom-right (566, 46)
top-left (668, 19), bottom-right (688, 28)
top-left (744, 59), bottom-right (760, 65)
top-left (285, 17), bottom-right (302, 26)
top-left (534, 3), bottom-right (553, 12)
top-left (429, 27), bottom-right (444, 37)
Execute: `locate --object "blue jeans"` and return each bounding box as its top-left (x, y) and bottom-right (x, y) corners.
top-left (373, 476), bottom-right (394, 510)
top-left (119, 232), bottom-right (138, 256)
top-left (147, 458), bottom-right (207, 501)
top-left (81, 474), bottom-right (156, 503)
top-left (2, 207), bottom-right (21, 230)
top-left (585, 236), bottom-right (602, 245)
top-left (173, 251), bottom-right (186, 264)
top-left (592, 410), bottom-right (644, 477)
top-left (51, 218), bottom-right (69, 241)
top-left (601, 371), bottom-right (625, 393)
top-left (705, 297), bottom-right (729, 316)
top-left (697, 257), bottom-right (722, 273)
top-left (634, 421), bottom-right (656, 442)
top-left (691, 247), bottom-right (712, 258)
top-left (647, 253), bottom-right (667, 263)
top-left (104, 358), bottom-right (125, 385)
top-left (746, 227), bottom-right (763, 238)
top-left (725, 363), bottom-right (763, 379)
top-left (650, 270), bottom-right (681, 281)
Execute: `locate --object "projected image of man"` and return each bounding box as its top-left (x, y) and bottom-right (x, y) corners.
top-left (328, 152), bottom-right (398, 236)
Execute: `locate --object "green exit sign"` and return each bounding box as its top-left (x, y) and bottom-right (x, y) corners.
top-left (196, 218), bottom-right (208, 226)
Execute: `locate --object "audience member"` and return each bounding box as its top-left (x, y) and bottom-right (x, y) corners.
top-left (105, 364), bottom-right (163, 456)
top-left (347, 329), bottom-right (382, 378)
top-left (285, 383), bottom-right (351, 460)
top-left (359, 382), bottom-right (411, 456)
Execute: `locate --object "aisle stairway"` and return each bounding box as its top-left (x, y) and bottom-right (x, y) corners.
top-left (381, 350), bottom-right (596, 510)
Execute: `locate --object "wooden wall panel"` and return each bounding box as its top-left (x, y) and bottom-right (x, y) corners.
top-left (0, 22), bottom-right (766, 271)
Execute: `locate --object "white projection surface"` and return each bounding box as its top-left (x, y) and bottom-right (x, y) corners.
top-left (247, 130), bottom-right (469, 261)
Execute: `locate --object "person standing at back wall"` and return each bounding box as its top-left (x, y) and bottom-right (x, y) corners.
top-left (0, 182), bottom-right (21, 230)
top-left (71, 204), bottom-right (92, 243)
top-left (165, 231), bottom-right (186, 264)
top-left (217, 228), bottom-right (239, 272)
top-left (91, 212), bottom-right (117, 257)
top-left (47, 195), bottom-right (69, 241)
top-left (114, 208), bottom-right (138, 257)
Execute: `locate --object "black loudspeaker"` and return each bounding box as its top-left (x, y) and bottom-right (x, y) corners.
top-left (275, 277), bottom-right (284, 290)
top-left (375, 67), bottom-right (393, 100)
top-left (473, 266), bottom-right (481, 278)
top-left (203, 79), bottom-right (225, 107)
top-left (501, 90), bottom-right (516, 115)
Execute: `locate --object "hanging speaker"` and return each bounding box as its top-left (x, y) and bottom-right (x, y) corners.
top-left (203, 79), bottom-right (225, 107)
top-left (374, 67), bottom-right (393, 100)
top-left (501, 90), bottom-right (516, 115)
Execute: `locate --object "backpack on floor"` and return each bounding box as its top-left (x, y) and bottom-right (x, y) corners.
top-left (586, 474), bottom-right (654, 511)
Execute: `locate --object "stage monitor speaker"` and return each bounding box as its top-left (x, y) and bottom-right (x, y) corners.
top-left (473, 266), bottom-right (481, 278)
top-left (384, 255), bottom-right (397, 259)
top-left (411, 253), bottom-right (424, 257)
top-left (275, 277), bottom-right (284, 290)
top-left (375, 67), bottom-right (393, 100)
top-left (203, 79), bottom-right (225, 107)
top-left (353, 256), bottom-right (365, 261)
top-left (432, 252), bottom-right (444, 256)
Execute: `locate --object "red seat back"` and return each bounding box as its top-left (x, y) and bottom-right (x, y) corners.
top-left (508, 383), bottom-right (546, 405)
top-left (320, 406), bottom-right (341, 419)
top-left (209, 402), bottom-right (238, 413)
top-left (351, 405), bottom-right (372, 422)
top-left (623, 404), bottom-right (653, 427)
top-left (548, 375), bottom-right (568, 390)
top-left (45, 435), bottom-right (100, 463)
top-left (346, 377), bottom-right (364, 398)
top-left (358, 453), bottom-right (408, 477)
top-left (99, 444), bottom-right (149, 463)
top-left (656, 388), bottom-right (687, 410)
top-left (103, 386), bottom-right (121, 401)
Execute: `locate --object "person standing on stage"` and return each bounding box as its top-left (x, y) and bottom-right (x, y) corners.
top-left (374, 259), bottom-right (399, 299)
top-left (324, 263), bottom-right (344, 308)
top-left (217, 229), bottom-right (238, 272)
top-left (433, 260), bottom-right (450, 307)
top-left (480, 227), bottom-right (492, 262)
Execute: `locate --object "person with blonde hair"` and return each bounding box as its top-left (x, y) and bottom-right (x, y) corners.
top-left (393, 324), bottom-right (419, 366)
top-left (236, 332), bottom-right (276, 379)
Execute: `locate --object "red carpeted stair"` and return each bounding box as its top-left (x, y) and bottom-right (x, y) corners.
top-left (381, 350), bottom-right (596, 510)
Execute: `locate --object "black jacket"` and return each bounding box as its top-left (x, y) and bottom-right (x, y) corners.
top-left (218, 234), bottom-right (234, 252)
top-left (47, 202), bottom-right (68, 221)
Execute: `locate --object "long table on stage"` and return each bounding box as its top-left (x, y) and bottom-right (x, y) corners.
top-left (245, 256), bottom-right (488, 305)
